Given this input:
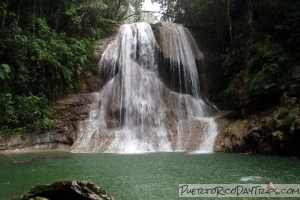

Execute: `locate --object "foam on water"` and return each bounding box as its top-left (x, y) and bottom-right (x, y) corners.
top-left (71, 22), bottom-right (219, 153)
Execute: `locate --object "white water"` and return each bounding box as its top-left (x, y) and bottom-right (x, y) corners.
top-left (71, 22), bottom-right (219, 153)
top-left (194, 117), bottom-right (219, 153)
top-left (160, 22), bottom-right (204, 97)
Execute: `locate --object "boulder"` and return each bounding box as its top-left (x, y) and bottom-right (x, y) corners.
top-left (252, 132), bottom-right (261, 142)
top-left (284, 97), bottom-right (299, 109)
top-left (288, 84), bottom-right (300, 97)
top-left (259, 141), bottom-right (274, 155)
top-left (214, 119), bottom-right (249, 153)
top-left (276, 107), bottom-right (289, 120)
top-left (272, 131), bottom-right (284, 141)
top-left (20, 180), bottom-right (114, 200)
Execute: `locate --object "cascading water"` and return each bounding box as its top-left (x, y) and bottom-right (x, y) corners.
top-left (70, 22), bottom-right (219, 153)
top-left (160, 22), bottom-right (203, 97)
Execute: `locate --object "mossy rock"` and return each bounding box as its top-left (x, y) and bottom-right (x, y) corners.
top-left (262, 118), bottom-right (278, 134)
top-left (20, 180), bottom-right (114, 200)
top-left (281, 117), bottom-right (295, 133)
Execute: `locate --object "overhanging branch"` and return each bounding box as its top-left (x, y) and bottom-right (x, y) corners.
top-left (120, 11), bottom-right (175, 21)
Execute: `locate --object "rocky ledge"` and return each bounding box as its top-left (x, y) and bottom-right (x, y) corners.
top-left (0, 93), bottom-right (97, 152)
top-left (214, 82), bottom-right (300, 156)
top-left (20, 180), bottom-right (114, 200)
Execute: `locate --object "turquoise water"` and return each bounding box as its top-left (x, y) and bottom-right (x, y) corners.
top-left (0, 152), bottom-right (299, 200)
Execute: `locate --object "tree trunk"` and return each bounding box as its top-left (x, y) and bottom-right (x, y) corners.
top-left (1, 9), bottom-right (6, 30)
top-left (247, 0), bottom-right (253, 23)
top-left (1, 1), bottom-right (10, 30)
top-left (32, 0), bottom-right (36, 34)
top-left (227, 0), bottom-right (233, 45)
top-left (115, 0), bottom-right (122, 21)
top-left (247, 0), bottom-right (254, 42)
top-left (17, 0), bottom-right (23, 25)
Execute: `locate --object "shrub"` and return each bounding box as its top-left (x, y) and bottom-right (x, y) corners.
top-left (0, 93), bottom-right (52, 134)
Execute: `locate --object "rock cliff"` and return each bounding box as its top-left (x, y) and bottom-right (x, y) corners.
top-left (215, 68), bottom-right (300, 156)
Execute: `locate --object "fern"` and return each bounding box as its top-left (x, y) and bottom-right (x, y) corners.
top-left (0, 64), bottom-right (11, 80)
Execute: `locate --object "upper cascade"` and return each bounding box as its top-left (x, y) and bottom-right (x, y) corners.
top-left (70, 22), bottom-right (218, 153)
top-left (100, 22), bottom-right (158, 78)
top-left (159, 22), bottom-right (204, 97)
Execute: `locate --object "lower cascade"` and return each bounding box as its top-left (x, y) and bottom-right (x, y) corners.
top-left (70, 22), bottom-right (219, 153)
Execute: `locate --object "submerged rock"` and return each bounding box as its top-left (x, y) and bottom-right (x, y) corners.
top-left (20, 180), bottom-right (114, 200)
top-left (12, 156), bottom-right (71, 164)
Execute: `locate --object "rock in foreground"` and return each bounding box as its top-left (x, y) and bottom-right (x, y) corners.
top-left (20, 180), bottom-right (114, 200)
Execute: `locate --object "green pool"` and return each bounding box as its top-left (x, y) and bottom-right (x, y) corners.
top-left (0, 152), bottom-right (299, 200)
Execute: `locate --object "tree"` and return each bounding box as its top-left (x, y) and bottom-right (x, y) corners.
top-left (0, 0), bottom-right (129, 134)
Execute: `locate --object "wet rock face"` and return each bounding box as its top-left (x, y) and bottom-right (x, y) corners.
top-left (52, 93), bottom-right (100, 146)
top-left (214, 66), bottom-right (300, 156)
top-left (20, 180), bottom-right (115, 200)
top-left (0, 132), bottom-right (71, 152)
top-left (215, 93), bottom-right (300, 156)
top-left (0, 93), bottom-right (97, 152)
top-left (214, 117), bottom-right (249, 153)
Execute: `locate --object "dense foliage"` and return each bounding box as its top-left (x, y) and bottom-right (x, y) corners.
top-left (1, 0), bottom-right (299, 133)
top-left (0, 0), bottom-right (128, 134)
top-left (219, 0), bottom-right (299, 114)
top-left (0, 94), bottom-right (51, 134)
top-left (154, 0), bottom-right (299, 115)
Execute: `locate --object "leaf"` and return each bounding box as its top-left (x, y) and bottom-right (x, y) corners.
top-left (0, 71), bottom-right (5, 80)
top-left (0, 64), bottom-right (11, 79)
top-left (65, 6), bottom-right (77, 15)
top-left (1, 64), bottom-right (11, 73)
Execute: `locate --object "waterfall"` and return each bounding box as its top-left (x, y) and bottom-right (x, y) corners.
top-left (70, 22), bottom-right (219, 153)
top-left (160, 22), bottom-right (203, 97)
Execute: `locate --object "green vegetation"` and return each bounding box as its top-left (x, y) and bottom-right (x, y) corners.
top-left (155, 0), bottom-right (299, 115)
top-left (218, 0), bottom-right (299, 115)
top-left (0, 94), bottom-right (51, 134)
top-left (221, 43), bottom-right (287, 113)
top-left (281, 117), bottom-right (295, 134)
top-left (1, 0), bottom-right (299, 133)
top-left (0, 0), bottom-right (128, 134)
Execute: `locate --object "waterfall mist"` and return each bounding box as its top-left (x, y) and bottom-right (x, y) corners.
top-left (70, 22), bottom-right (219, 153)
